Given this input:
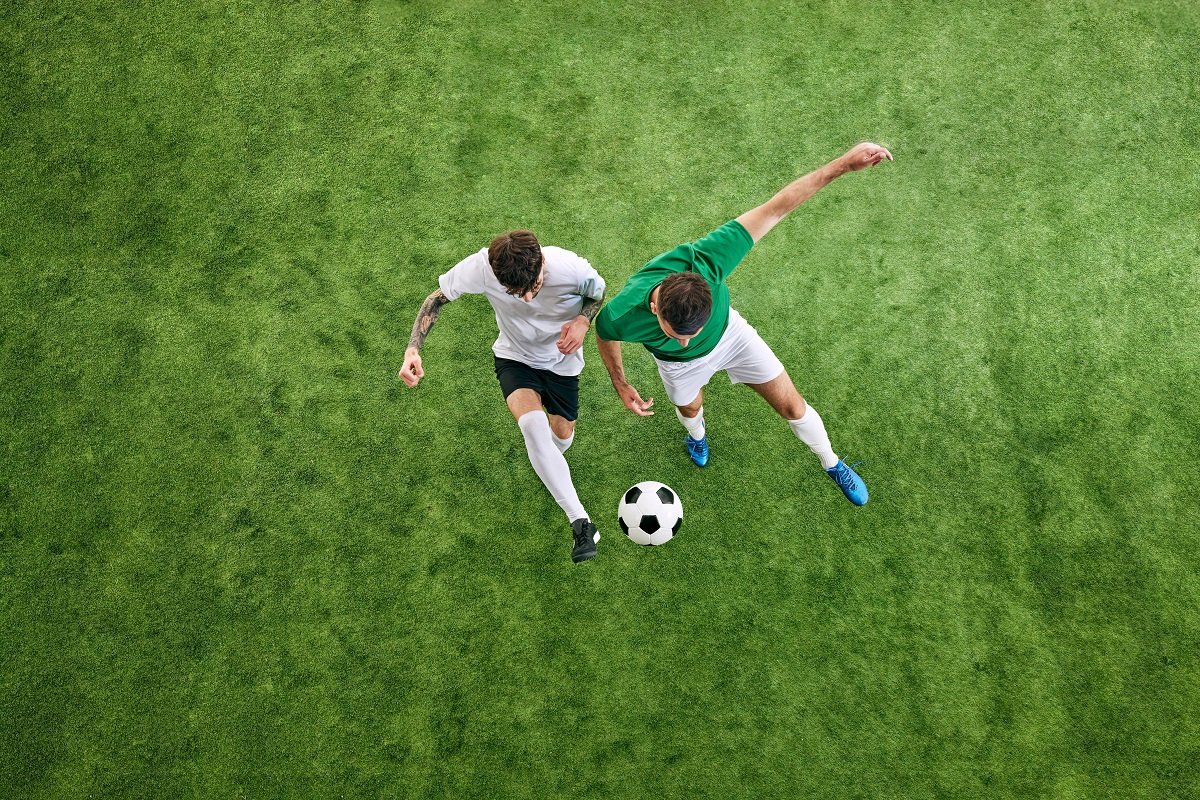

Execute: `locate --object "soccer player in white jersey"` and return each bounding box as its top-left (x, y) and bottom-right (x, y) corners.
top-left (399, 231), bottom-right (606, 563)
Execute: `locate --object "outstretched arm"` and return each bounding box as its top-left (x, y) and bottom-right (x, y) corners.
top-left (556, 290), bottom-right (605, 355)
top-left (736, 142), bottom-right (893, 244)
top-left (399, 288), bottom-right (450, 387)
top-left (596, 335), bottom-right (655, 416)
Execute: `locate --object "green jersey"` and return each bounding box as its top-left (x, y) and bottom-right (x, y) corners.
top-left (595, 220), bottom-right (753, 361)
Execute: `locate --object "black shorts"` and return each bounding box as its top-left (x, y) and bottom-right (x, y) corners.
top-left (493, 356), bottom-right (580, 421)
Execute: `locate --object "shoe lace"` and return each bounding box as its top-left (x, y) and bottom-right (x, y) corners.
top-left (835, 460), bottom-right (864, 489)
top-left (573, 523), bottom-right (593, 547)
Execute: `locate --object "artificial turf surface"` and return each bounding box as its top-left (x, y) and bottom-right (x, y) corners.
top-left (3, 0), bottom-right (1199, 797)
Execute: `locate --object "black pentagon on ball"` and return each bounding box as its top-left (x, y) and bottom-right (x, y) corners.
top-left (624, 486), bottom-right (643, 504)
top-left (656, 486), bottom-right (675, 504)
top-left (619, 517), bottom-right (629, 535)
top-left (640, 514), bottom-right (661, 534)
top-left (672, 517), bottom-right (682, 533)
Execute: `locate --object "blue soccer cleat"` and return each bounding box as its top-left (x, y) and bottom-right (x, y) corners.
top-left (825, 459), bottom-right (868, 506)
top-left (684, 434), bottom-right (709, 467)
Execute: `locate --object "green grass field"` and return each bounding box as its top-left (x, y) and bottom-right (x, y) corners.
top-left (3, 1), bottom-right (1199, 797)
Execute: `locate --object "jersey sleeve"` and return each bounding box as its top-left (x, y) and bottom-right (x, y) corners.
top-left (576, 256), bottom-right (606, 302)
top-left (595, 303), bottom-right (621, 341)
top-left (690, 220), bottom-right (754, 283)
top-left (437, 250), bottom-right (489, 301)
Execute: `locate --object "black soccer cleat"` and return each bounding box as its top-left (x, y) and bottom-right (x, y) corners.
top-left (570, 518), bottom-right (599, 564)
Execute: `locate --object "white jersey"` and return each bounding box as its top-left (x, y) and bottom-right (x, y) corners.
top-left (438, 246), bottom-right (605, 376)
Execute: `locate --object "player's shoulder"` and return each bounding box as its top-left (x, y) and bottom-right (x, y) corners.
top-left (643, 240), bottom-right (696, 274)
top-left (439, 247), bottom-right (494, 299)
top-left (444, 247), bottom-right (490, 274)
top-left (470, 246), bottom-right (492, 267)
top-left (541, 244), bottom-right (573, 258)
top-left (596, 282), bottom-right (651, 340)
top-left (603, 273), bottom-right (653, 316)
top-left (541, 245), bottom-right (589, 268)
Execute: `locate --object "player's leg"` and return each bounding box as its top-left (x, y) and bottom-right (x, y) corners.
top-left (495, 359), bottom-right (597, 561)
top-left (535, 368), bottom-right (600, 560)
top-left (673, 389), bottom-right (709, 467)
top-left (506, 389), bottom-right (586, 522)
top-left (675, 388), bottom-right (705, 436)
top-left (743, 373), bottom-right (867, 505)
top-left (722, 311), bottom-right (868, 505)
top-left (545, 414), bottom-right (576, 453)
top-left (541, 367), bottom-right (580, 454)
top-left (656, 356), bottom-right (717, 467)
top-left (745, 371), bottom-right (828, 464)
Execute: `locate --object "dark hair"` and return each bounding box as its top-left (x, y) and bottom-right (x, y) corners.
top-left (657, 272), bottom-right (712, 335)
top-left (488, 230), bottom-right (542, 296)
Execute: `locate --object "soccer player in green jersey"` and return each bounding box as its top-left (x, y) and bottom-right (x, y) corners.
top-left (594, 142), bottom-right (893, 505)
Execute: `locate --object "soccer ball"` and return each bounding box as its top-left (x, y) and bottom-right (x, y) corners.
top-left (618, 481), bottom-right (683, 546)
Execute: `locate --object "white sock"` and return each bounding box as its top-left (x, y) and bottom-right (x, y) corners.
top-left (517, 411), bottom-right (588, 523)
top-left (551, 430), bottom-right (574, 454)
top-left (675, 406), bottom-right (706, 440)
top-left (788, 405), bottom-right (839, 469)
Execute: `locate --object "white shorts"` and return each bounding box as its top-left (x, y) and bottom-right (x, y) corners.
top-left (653, 308), bottom-right (785, 406)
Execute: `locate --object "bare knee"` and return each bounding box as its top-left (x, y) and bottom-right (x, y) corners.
top-left (506, 388), bottom-right (544, 421)
top-left (548, 415), bottom-right (576, 439)
top-left (750, 375), bottom-right (807, 420)
top-left (676, 390), bottom-right (705, 418)
top-left (782, 394), bottom-right (808, 420)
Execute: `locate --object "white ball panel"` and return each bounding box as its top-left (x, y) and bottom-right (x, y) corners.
top-left (617, 481), bottom-right (682, 547)
top-left (647, 529), bottom-right (674, 546)
top-left (626, 527), bottom-right (653, 546)
top-left (634, 494), bottom-right (665, 517)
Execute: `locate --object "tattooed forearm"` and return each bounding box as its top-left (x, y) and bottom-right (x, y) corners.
top-left (579, 290), bottom-right (605, 322)
top-left (407, 289), bottom-right (449, 351)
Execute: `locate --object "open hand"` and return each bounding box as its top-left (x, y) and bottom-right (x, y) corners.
top-left (616, 382), bottom-right (655, 416)
top-left (398, 348), bottom-right (424, 387)
top-left (842, 142), bottom-right (893, 171)
top-left (557, 316), bottom-right (590, 355)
